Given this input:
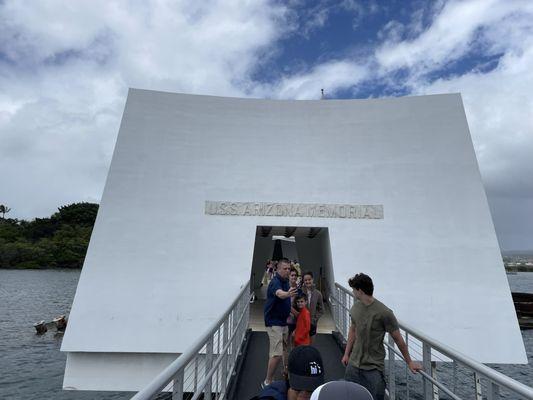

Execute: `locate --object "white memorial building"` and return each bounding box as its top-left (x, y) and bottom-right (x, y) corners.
top-left (61, 90), bottom-right (527, 391)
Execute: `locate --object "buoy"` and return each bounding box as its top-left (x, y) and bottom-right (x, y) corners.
top-left (34, 320), bottom-right (47, 334)
top-left (53, 315), bottom-right (67, 331)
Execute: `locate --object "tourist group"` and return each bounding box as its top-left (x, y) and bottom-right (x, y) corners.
top-left (255, 258), bottom-right (422, 400)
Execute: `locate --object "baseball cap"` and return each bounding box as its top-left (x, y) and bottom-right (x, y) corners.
top-left (310, 381), bottom-right (373, 400)
top-left (288, 346), bottom-right (324, 392)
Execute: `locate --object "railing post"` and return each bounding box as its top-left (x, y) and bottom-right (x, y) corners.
top-left (331, 289), bottom-right (336, 328)
top-left (452, 360), bottom-right (457, 394)
top-left (341, 290), bottom-right (347, 337)
top-left (337, 288), bottom-right (345, 337)
top-left (172, 368), bottom-right (184, 400)
top-left (431, 362), bottom-right (438, 400)
top-left (245, 289), bottom-right (250, 328)
top-left (231, 308), bottom-right (238, 369)
top-left (405, 332), bottom-right (410, 400)
top-left (221, 317), bottom-right (229, 396)
top-left (205, 336), bottom-right (213, 399)
top-left (474, 372), bottom-right (482, 400)
top-left (487, 381), bottom-right (500, 400)
top-left (422, 343), bottom-right (433, 400)
top-left (194, 356), bottom-right (199, 392)
top-left (388, 333), bottom-right (396, 400)
top-left (332, 289), bottom-right (338, 331)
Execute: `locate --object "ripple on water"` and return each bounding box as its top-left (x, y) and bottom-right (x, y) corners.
top-left (0, 269), bottom-right (130, 400)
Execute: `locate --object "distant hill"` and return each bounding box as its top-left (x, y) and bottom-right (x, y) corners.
top-left (0, 202), bottom-right (98, 269)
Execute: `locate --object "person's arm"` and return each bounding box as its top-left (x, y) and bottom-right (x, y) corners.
top-left (276, 287), bottom-right (297, 299)
top-left (341, 323), bottom-right (356, 366)
top-left (390, 330), bottom-right (422, 373)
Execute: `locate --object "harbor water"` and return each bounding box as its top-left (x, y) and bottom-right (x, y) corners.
top-left (0, 269), bottom-right (532, 399)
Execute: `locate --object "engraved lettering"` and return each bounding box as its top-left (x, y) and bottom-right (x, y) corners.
top-left (219, 202), bottom-right (227, 215)
top-left (204, 201), bottom-right (383, 219)
top-left (338, 205), bottom-right (346, 218)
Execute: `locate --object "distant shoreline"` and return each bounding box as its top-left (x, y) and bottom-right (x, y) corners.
top-left (506, 266), bottom-right (533, 273)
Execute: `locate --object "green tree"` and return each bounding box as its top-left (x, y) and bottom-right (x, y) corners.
top-left (22, 217), bottom-right (59, 241)
top-left (53, 202), bottom-right (99, 226)
top-left (0, 202), bottom-right (98, 269)
top-left (0, 239), bottom-right (43, 269)
top-left (0, 204), bottom-right (11, 218)
top-left (0, 219), bottom-right (22, 243)
top-left (52, 225), bottom-right (93, 268)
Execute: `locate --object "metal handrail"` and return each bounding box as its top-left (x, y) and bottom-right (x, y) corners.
top-left (190, 302), bottom-right (249, 400)
top-left (332, 282), bottom-right (533, 400)
top-left (131, 280), bottom-right (251, 400)
top-left (386, 341), bottom-right (462, 400)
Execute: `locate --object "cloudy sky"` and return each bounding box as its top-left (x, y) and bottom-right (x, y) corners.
top-left (1, 0), bottom-right (532, 251)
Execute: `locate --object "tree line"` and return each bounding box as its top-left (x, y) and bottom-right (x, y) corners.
top-left (0, 202), bottom-right (98, 269)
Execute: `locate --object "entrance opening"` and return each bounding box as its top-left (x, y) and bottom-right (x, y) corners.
top-left (249, 226), bottom-right (336, 333)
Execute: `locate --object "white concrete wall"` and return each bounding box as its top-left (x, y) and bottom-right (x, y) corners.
top-left (63, 90), bottom-right (526, 390)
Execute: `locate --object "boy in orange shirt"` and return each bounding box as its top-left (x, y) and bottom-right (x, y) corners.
top-left (293, 293), bottom-right (311, 346)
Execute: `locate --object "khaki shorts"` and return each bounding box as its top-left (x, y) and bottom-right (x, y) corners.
top-left (266, 325), bottom-right (288, 358)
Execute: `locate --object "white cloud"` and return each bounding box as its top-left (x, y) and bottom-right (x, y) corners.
top-left (376, 0), bottom-right (533, 73)
top-left (0, 0), bottom-right (289, 219)
top-left (255, 60), bottom-right (368, 99)
top-left (374, 0), bottom-right (533, 250)
top-left (0, 0), bottom-right (532, 249)
top-left (413, 43), bottom-right (533, 196)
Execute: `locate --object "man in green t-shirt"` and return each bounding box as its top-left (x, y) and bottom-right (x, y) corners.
top-left (341, 273), bottom-right (422, 400)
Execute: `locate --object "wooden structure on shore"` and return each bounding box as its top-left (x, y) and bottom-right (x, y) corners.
top-left (512, 292), bottom-right (533, 329)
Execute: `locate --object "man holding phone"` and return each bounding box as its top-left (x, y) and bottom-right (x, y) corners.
top-left (263, 257), bottom-right (298, 387)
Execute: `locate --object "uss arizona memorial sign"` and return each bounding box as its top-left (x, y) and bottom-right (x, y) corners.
top-left (205, 201), bottom-right (384, 219)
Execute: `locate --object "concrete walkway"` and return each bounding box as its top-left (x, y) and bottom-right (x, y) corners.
top-left (232, 332), bottom-right (346, 399)
top-left (234, 299), bottom-right (344, 399)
